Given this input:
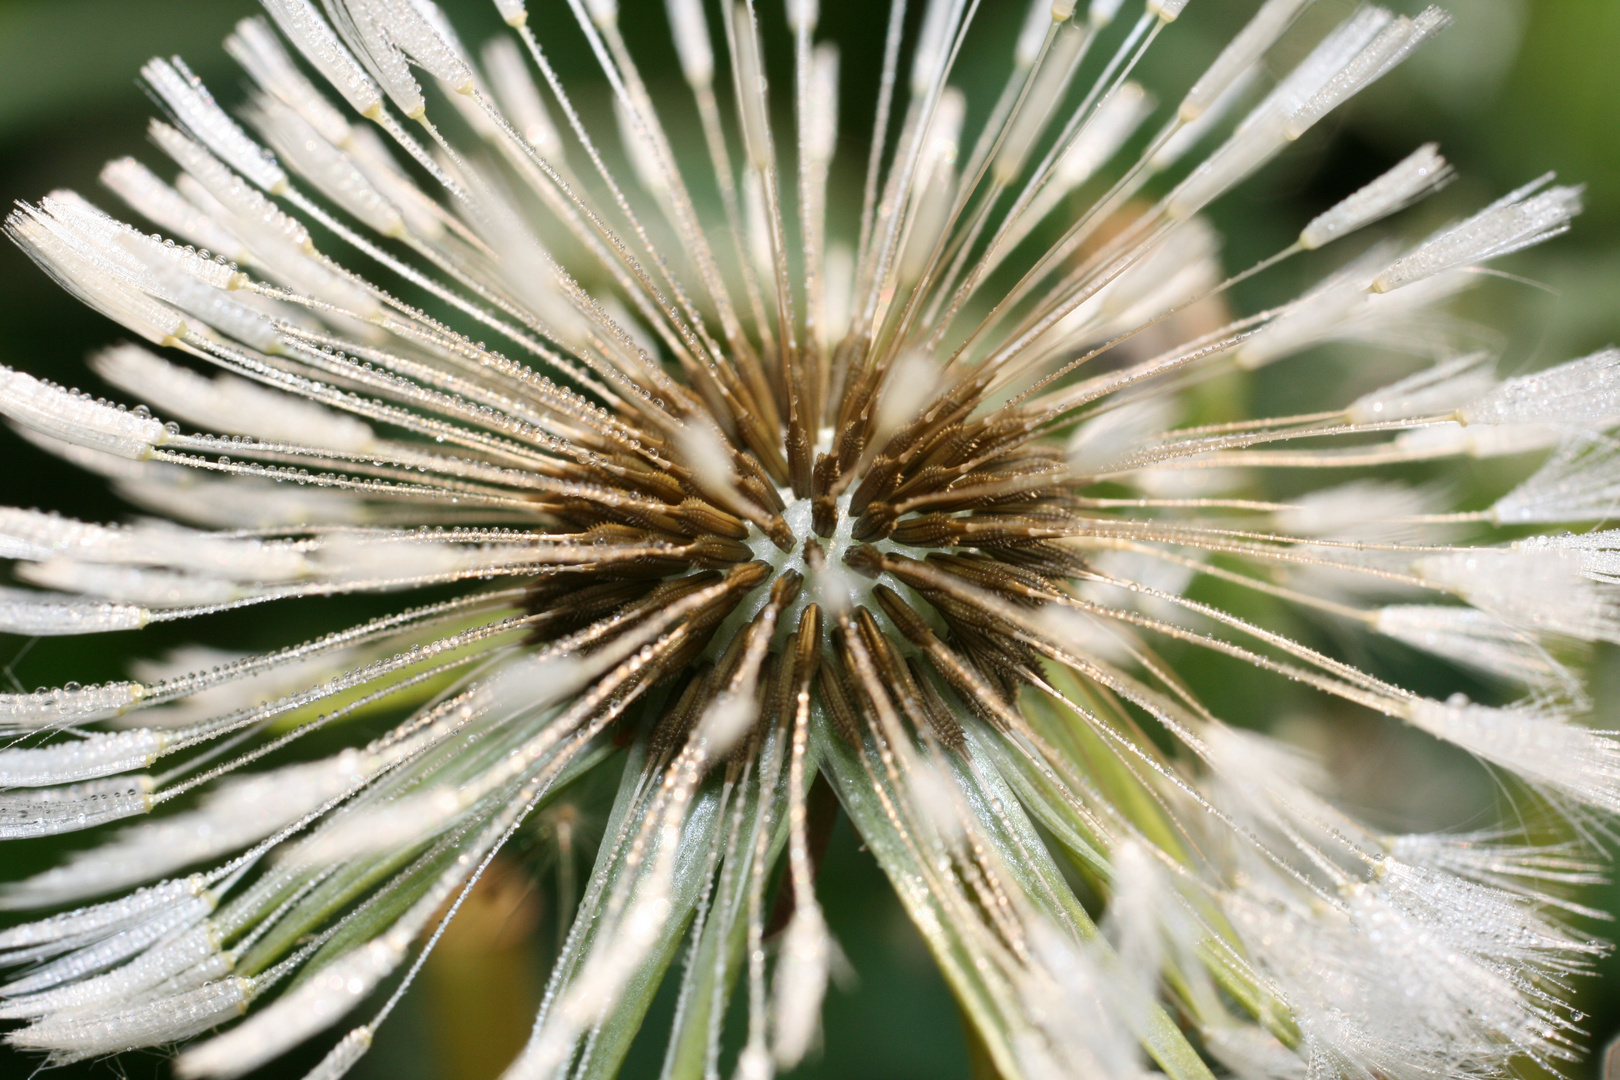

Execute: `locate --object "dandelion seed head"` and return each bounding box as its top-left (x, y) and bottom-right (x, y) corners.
top-left (0, 1), bottom-right (1613, 1078)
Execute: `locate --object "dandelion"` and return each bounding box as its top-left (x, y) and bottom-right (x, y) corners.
top-left (0, 1), bottom-right (1613, 1079)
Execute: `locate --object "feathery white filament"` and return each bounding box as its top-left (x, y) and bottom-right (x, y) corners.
top-left (1374, 605), bottom-right (1574, 694)
top-left (1415, 547), bottom-right (1620, 642)
top-left (1345, 352), bottom-right (1496, 424)
top-left (1014, 0), bottom-right (1055, 71)
top-left (1147, 0), bottom-right (1191, 21)
top-left (1284, 9), bottom-right (1452, 140)
top-left (1301, 144), bottom-right (1452, 249)
top-left (176, 938), bottom-right (402, 1079)
top-left (0, 729), bottom-right (167, 790)
top-left (0, 776), bottom-right (155, 840)
top-left (1275, 480), bottom-right (1440, 543)
top-left (0, 679), bottom-right (145, 730)
top-left (299, 1026), bottom-right (373, 1080)
top-left (1375, 176), bottom-right (1584, 292)
top-left (94, 344), bottom-right (377, 454)
top-left (227, 17), bottom-right (353, 146)
top-left (666, 0), bottom-right (714, 87)
top-left (1491, 436), bottom-right (1620, 525)
top-left (1179, 0), bottom-right (1306, 122)
top-left (143, 57), bottom-right (288, 193)
top-left (482, 37), bottom-right (562, 158)
top-left (7, 977), bottom-right (249, 1062)
top-left (1406, 697), bottom-right (1620, 813)
top-left (0, 588), bottom-right (151, 638)
top-left (100, 158), bottom-right (249, 263)
top-left (0, 886), bottom-right (206, 988)
top-left (995, 22), bottom-right (1088, 183)
top-left (732, 3), bottom-right (774, 170)
top-left (0, 922), bottom-right (225, 1019)
top-left (1461, 347), bottom-right (1620, 429)
top-left (247, 98), bottom-right (404, 236)
top-left (1166, 8), bottom-right (1400, 220)
top-left (261, 0), bottom-right (384, 117)
top-left (0, 877), bottom-right (204, 944)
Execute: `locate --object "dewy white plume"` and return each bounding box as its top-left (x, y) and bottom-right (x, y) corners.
top-left (149, 122), bottom-right (314, 253)
top-left (1013, 0), bottom-right (1054, 71)
top-left (1283, 9), bottom-right (1451, 139)
top-left (1197, 722), bottom-right (1340, 843)
top-left (93, 344), bottom-right (377, 454)
top-left (0, 588), bottom-right (152, 638)
top-left (1344, 351), bottom-right (1497, 424)
top-left (481, 37), bottom-right (562, 158)
top-left (1017, 920), bottom-right (1144, 1080)
top-left (0, 678), bottom-right (145, 731)
top-left (785, 0), bottom-right (818, 35)
top-left (995, 21), bottom-right (1088, 183)
top-left (176, 938), bottom-right (403, 1079)
top-left (732, 2), bottom-right (775, 170)
top-left (6, 977), bottom-right (250, 1063)
top-left (246, 97), bottom-right (405, 236)
top-left (297, 1026), bottom-right (373, 1080)
top-left (770, 904), bottom-right (831, 1068)
top-left (1066, 397), bottom-right (1177, 474)
top-left (0, 752), bottom-right (379, 906)
top-left (143, 57), bottom-right (288, 193)
top-left (665, 0), bottom-right (714, 86)
top-left (1518, 530), bottom-right (1620, 585)
top-left (0, 507), bottom-right (308, 584)
top-left (1300, 143), bottom-right (1452, 250)
top-left (0, 776), bottom-right (155, 841)
top-left (5, 211), bottom-right (190, 347)
top-left (227, 17), bottom-right (354, 147)
top-left (100, 158), bottom-right (249, 263)
top-left (17, 560), bottom-right (247, 608)
top-left (0, 729), bottom-right (167, 791)
top-left (807, 44), bottom-right (841, 168)
top-left (1414, 547), bottom-right (1620, 642)
top-left (1405, 696), bottom-right (1620, 813)
top-left (909, 0), bottom-right (956, 97)
top-left (261, 0), bottom-right (384, 117)
top-left (1006, 82), bottom-right (1151, 248)
top-left (615, 96), bottom-right (668, 197)
top-left (1375, 176), bottom-right (1584, 292)
top-left (676, 419), bottom-right (743, 506)
top-left (0, 921), bottom-right (226, 1019)
top-left (1373, 605), bottom-right (1577, 695)
top-left (1056, 82), bottom-right (1152, 191)
top-left (1460, 348), bottom-right (1620, 430)
top-left (1202, 1026), bottom-right (1305, 1080)
top-left (1179, 0), bottom-right (1307, 122)
top-left (1239, 253), bottom-right (1475, 370)
top-left (872, 352), bottom-right (941, 443)
top-left (1275, 480), bottom-right (1441, 543)
top-left (0, 876), bottom-right (205, 946)
top-left (1389, 830), bottom-right (1607, 908)
top-left (1101, 840), bottom-right (1197, 1037)
top-left (1224, 874), bottom-right (1563, 1080)
top-left (1491, 436), bottom-right (1620, 525)
top-left (1167, 8), bottom-right (1400, 220)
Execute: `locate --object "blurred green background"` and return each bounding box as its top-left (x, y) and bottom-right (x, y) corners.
top-left (0, 0), bottom-right (1616, 1077)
